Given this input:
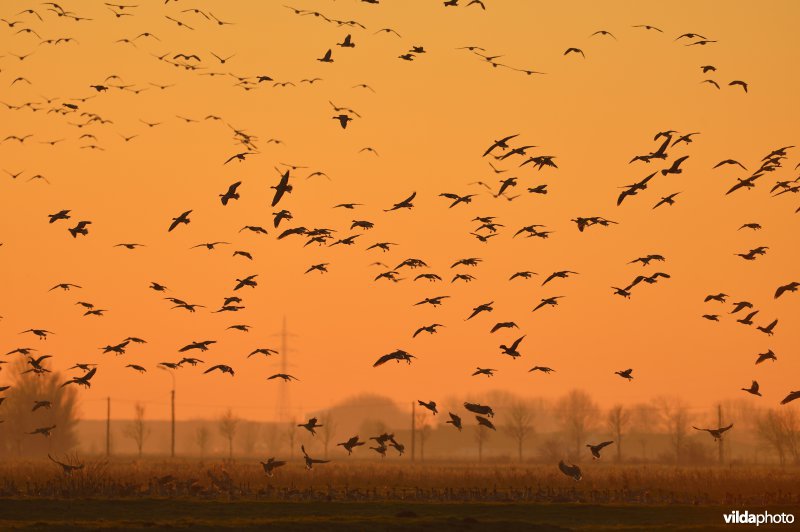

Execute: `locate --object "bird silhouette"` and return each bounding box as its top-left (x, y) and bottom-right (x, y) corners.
top-left (558, 460), bottom-right (582, 481)
top-left (741, 381), bottom-right (762, 396)
top-left (693, 424), bottom-right (733, 441)
top-left (587, 441), bottom-right (614, 459)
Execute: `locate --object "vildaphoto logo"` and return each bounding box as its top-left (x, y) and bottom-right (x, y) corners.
top-left (723, 511), bottom-right (795, 526)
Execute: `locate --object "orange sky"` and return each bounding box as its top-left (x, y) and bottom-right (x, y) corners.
top-left (1, 0), bottom-right (798, 422)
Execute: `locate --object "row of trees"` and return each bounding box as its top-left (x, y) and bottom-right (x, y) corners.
top-left (2, 364), bottom-right (798, 463)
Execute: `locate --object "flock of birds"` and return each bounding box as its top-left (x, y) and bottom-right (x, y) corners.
top-left (1, 1), bottom-right (799, 480)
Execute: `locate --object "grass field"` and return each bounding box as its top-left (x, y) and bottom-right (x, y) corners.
top-left (0, 460), bottom-right (797, 530)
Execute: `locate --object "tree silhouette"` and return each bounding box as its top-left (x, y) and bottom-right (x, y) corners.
top-left (504, 401), bottom-right (535, 462)
top-left (218, 408), bottom-right (239, 460)
top-left (319, 411), bottom-right (337, 459)
top-left (195, 424), bottom-right (210, 459)
top-left (557, 389), bottom-right (598, 460)
top-left (0, 359), bottom-right (79, 457)
top-left (653, 396), bottom-right (691, 465)
top-left (607, 404), bottom-right (630, 463)
top-left (122, 402), bottom-right (150, 458)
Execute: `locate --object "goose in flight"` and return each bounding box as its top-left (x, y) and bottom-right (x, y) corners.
top-left (757, 319), bottom-right (778, 336)
top-left (267, 373), bottom-right (299, 382)
top-left (33, 400), bottom-right (53, 411)
top-left (298, 417), bottom-right (323, 435)
top-left (179, 340), bottom-right (216, 352)
top-left (466, 302), bottom-right (493, 320)
top-left (661, 155), bottom-right (689, 176)
top-left (729, 80), bottom-right (748, 93)
top-left (628, 254), bottom-right (665, 266)
top-left (558, 460), bottom-right (582, 481)
top-left (220, 181), bottom-right (241, 205)
top-left (509, 271), bottom-right (537, 280)
top-left (204, 364), bottom-right (234, 376)
top-left (532, 296), bottom-right (563, 312)
top-left (730, 301), bottom-right (753, 314)
top-left (271, 169), bottom-right (292, 207)
top-left (755, 350), bottom-right (777, 364)
top-left (490, 322), bottom-right (518, 333)
top-left (736, 311), bottom-right (758, 325)
top-left (48, 210), bottom-right (71, 223)
top-left (483, 134), bottom-right (519, 157)
top-left (168, 210), bottom-right (192, 232)
top-left (529, 366), bottom-right (555, 373)
top-left (192, 241), bottom-right (230, 250)
top-left (249, 348), bottom-right (278, 358)
top-left (413, 323), bottom-right (444, 337)
top-left (337, 436), bottom-right (365, 455)
top-left (704, 293), bottom-right (727, 303)
top-left (452, 257), bottom-right (482, 268)
top-left (542, 270), bottom-right (578, 285)
top-left (741, 381), bottom-right (761, 396)
top-left (617, 172), bottom-right (656, 205)
top-left (61, 367), bottom-right (96, 388)
top-left (317, 48), bottom-right (333, 63)
top-left (774, 282), bottom-right (799, 299)
top-left (48, 454), bottom-right (84, 475)
top-left (69, 221), bottom-right (91, 238)
top-left (781, 391), bottom-right (800, 405)
top-left (20, 329), bottom-right (53, 340)
top-left (464, 402), bottom-right (494, 418)
top-left (446, 412), bottom-right (462, 431)
top-left (384, 192), bottom-right (416, 211)
top-left (301, 445), bottom-right (330, 470)
top-left (653, 192), bottom-right (681, 209)
top-left (260, 457), bottom-right (286, 477)
top-left (476, 415), bottom-right (496, 430)
top-left (50, 283), bottom-right (82, 291)
top-left (587, 440), bottom-right (614, 459)
top-left (234, 275), bottom-right (258, 290)
top-left (28, 425), bottom-right (57, 437)
top-left (564, 47), bottom-right (585, 58)
top-left (472, 367), bottom-right (496, 377)
top-left (693, 424), bottom-right (733, 441)
top-left (414, 296), bottom-right (450, 307)
top-left (373, 349), bottom-right (416, 367)
top-left (615, 369), bottom-right (634, 381)
top-left (418, 400), bottom-right (438, 415)
top-left (500, 336), bottom-right (525, 359)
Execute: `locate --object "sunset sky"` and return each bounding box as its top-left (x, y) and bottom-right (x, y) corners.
top-left (1, 0), bottom-right (798, 423)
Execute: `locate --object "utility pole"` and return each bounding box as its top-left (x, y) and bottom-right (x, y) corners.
top-left (270, 316), bottom-right (299, 424)
top-left (718, 404), bottom-right (724, 465)
top-left (411, 401), bottom-right (416, 462)
top-left (159, 366), bottom-right (176, 458)
top-left (171, 388), bottom-right (176, 458)
top-left (106, 396), bottom-right (111, 457)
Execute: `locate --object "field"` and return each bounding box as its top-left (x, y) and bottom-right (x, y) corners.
top-left (0, 460), bottom-right (797, 530)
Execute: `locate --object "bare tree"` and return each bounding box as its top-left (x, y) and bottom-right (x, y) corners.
top-left (504, 401), bottom-right (535, 462)
top-left (653, 396), bottom-right (690, 465)
top-left (607, 404), bottom-right (630, 463)
top-left (557, 389), bottom-right (598, 460)
top-left (218, 408), bottom-right (239, 460)
top-left (318, 411), bottom-right (337, 459)
top-left (630, 402), bottom-right (655, 461)
top-left (122, 402), bottom-right (150, 458)
top-left (0, 359), bottom-right (79, 457)
top-left (240, 421), bottom-right (261, 456)
top-left (757, 408), bottom-right (800, 465)
top-left (195, 425), bottom-right (210, 459)
top-left (473, 424), bottom-right (491, 462)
